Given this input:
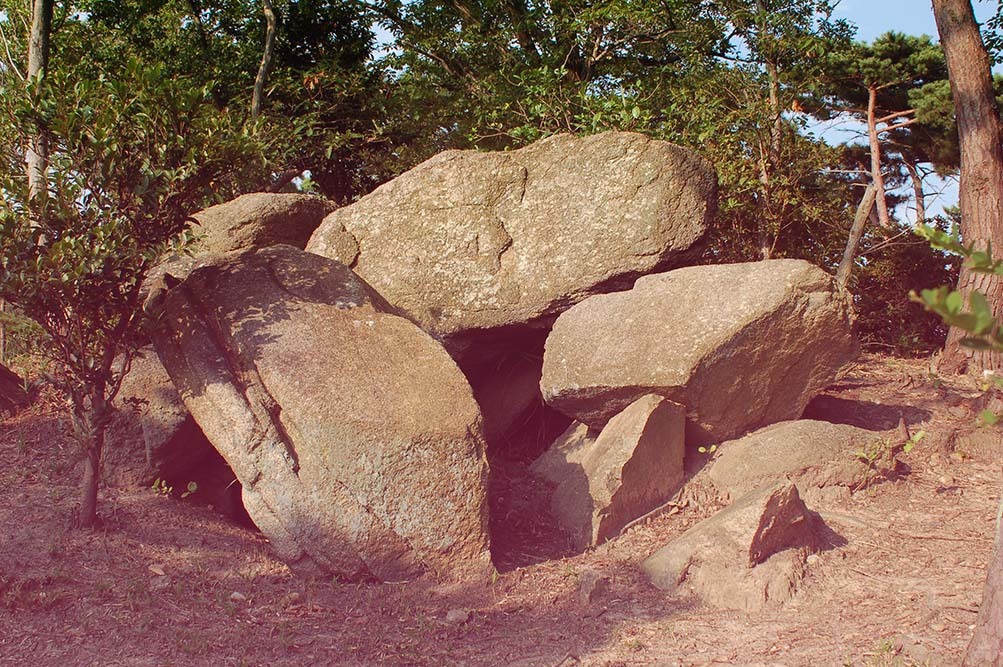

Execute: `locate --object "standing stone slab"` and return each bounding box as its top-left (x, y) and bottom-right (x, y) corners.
top-left (306, 132), bottom-right (716, 353)
top-left (529, 421), bottom-right (596, 486)
top-left (541, 260), bottom-right (858, 443)
top-left (537, 394), bottom-right (685, 550)
top-left (104, 349), bottom-right (218, 489)
top-left (642, 481), bottom-right (826, 611)
top-left (120, 351), bottom-right (214, 475)
top-left (146, 245), bottom-right (492, 582)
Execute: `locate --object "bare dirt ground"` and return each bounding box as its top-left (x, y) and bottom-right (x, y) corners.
top-left (0, 353), bottom-right (1000, 666)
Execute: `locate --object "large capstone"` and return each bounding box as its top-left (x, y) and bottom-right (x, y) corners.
top-left (306, 131), bottom-right (716, 356)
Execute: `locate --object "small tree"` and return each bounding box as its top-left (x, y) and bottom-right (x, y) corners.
top-left (823, 32), bottom-right (950, 229)
top-left (0, 58), bottom-right (255, 526)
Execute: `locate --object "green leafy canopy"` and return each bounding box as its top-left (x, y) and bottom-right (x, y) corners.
top-left (0, 55), bottom-right (258, 403)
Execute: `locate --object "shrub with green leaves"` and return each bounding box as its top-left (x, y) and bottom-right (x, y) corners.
top-left (0, 57), bottom-right (259, 525)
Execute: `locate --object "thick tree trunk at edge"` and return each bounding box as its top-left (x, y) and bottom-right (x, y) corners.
top-left (934, 1), bottom-right (1003, 663)
top-left (934, 0), bottom-right (1003, 376)
top-left (965, 517), bottom-right (1003, 666)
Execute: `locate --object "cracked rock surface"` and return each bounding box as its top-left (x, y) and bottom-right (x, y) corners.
top-left (306, 132), bottom-right (716, 356)
top-left (145, 245), bottom-right (493, 582)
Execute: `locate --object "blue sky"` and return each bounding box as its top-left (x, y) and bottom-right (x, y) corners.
top-left (831, 0), bottom-right (996, 42)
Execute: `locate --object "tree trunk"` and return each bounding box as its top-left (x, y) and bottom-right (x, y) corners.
top-left (904, 159), bottom-right (927, 225)
top-left (26, 0), bottom-right (53, 204)
top-left (836, 184), bottom-right (878, 290)
top-left (867, 86), bottom-right (892, 229)
top-left (251, 0), bottom-right (277, 122)
top-left (964, 506), bottom-right (1003, 666)
top-left (754, 0), bottom-right (782, 261)
top-left (74, 390), bottom-right (110, 528)
top-left (933, 0), bottom-right (1003, 375)
top-left (756, 138), bottom-right (774, 260)
top-left (77, 430), bottom-right (103, 527)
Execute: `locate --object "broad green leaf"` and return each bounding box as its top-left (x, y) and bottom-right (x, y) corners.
top-left (945, 291), bottom-right (963, 314)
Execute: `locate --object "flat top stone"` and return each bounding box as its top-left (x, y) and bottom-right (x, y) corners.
top-left (307, 131), bottom-right (716, 339)
top-left (193, 192), bottom-right (336, 255)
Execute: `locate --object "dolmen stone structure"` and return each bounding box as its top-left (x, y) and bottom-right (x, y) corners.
top-left (116, 131), bottom-right (865, 592)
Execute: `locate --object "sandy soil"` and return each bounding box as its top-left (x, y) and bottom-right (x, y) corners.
top-left (0, 354), bottom-right (999, 666)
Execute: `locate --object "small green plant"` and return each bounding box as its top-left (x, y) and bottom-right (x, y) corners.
top-left (623, 637), bottom-right (646, 651)
top-left (15, 434), bottom-right (28, 456)
top-left (855, 430), bottom-right (923, 475)
top-left (852, 431), bottom-right (922, 490)
top-left (152, 479), bottom-right (198, 498)
top-left (861, 637), bottom-right (930, 666)
top-left (928, 372), bottom-right (943, 390)
top-left (855, 440), bottom-right (889, 471)
top-left (902, 430), bottom-right (925, 454)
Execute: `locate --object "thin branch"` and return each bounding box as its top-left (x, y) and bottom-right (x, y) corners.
top-left (0, 20), bottom-right (25, 81)
top-left (858, 229), bottom-right (918, 257)
top-left (876, 108), bottom-right (916, 124)
top-left (878, 117), bottom-right (920, 134)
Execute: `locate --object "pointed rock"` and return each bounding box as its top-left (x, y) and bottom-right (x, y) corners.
top-left (535, 394), bottom-right (685, 550)
top-left (529, 421), bottom-right (596, 486)
top-left (642, 480), bottom-right (829, 611)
